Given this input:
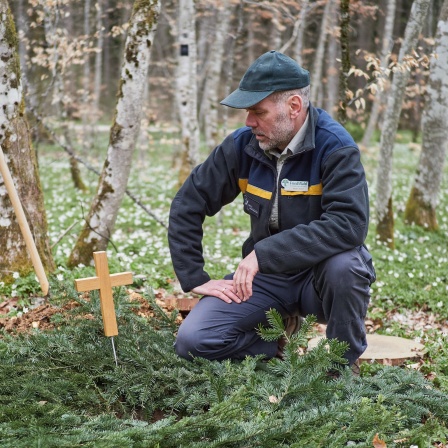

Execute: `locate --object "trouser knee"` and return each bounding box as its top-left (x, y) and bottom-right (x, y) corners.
top-left (313, 248), bottom-right (373, 320)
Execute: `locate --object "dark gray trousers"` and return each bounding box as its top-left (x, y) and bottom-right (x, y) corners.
top-left (175, 246), bottom-right (375, 366)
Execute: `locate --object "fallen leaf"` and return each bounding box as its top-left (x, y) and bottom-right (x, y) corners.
top-left (373, 433), bottom-right (387, 447)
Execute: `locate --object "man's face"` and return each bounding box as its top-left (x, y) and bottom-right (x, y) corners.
top-left (245, 96), bottom-right (296, 151)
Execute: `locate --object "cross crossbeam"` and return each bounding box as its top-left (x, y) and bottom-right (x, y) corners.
top-left (74, 251), bottom-right (133, 336)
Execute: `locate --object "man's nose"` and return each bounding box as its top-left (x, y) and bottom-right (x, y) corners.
top-left (245, 112), bottom-right (256, 128)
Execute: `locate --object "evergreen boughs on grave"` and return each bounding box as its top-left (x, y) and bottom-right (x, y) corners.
top-left (0, 285), bottom-right (447, 447)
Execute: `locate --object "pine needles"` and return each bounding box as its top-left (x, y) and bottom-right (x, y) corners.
top-left (1, 291), bottom-right (447, 447)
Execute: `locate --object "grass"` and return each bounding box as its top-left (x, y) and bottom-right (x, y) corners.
top-left (1, 126), bottom-right (448, 446)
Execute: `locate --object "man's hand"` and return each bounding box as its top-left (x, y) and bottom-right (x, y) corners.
top-left (233, 250), bottom-right (259, 301)
top-left (191, 279), bottom-right (241, 304)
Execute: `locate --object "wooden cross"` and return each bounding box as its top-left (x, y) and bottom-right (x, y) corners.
top-left (74, 251), bottom-right (133, 336)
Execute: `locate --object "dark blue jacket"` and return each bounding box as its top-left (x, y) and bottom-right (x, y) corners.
top-left (169, 106), bottom-right (370, 292)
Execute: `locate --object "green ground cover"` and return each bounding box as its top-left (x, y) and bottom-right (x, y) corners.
top-left (1, 130), bottom-right (448, 446)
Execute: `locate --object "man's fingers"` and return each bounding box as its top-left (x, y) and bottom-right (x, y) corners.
top-left (242, 274), bottom-right (254, 301)
top-left (217, 286), bottom-right (241, 304)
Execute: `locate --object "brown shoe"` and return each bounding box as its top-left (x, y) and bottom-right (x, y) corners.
top-left (284, 315), bottom-right (303, 337)
top-left (351, 359), bottom-right (360, 377)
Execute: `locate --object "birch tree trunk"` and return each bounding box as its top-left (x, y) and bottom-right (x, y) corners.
top-left (221, 1), bottom-right (243, 139)
top-left (361, 0), bottom-right (396, 149)
top-left (68, 0), bottom-right (161, 267)
top-left (293, 0), bottom-right (309, 65)
top-left (279, 0), bottom-right (308, 59)
top-left (324, 0), bottom-right (338, 118)
top-left (200, 0), bottom-right (232, 149)
top-left (375, 0), bottom-right (430, 247)
top-left (404, 0), bottom-right (448, 230)
top-left (93, 0), bottom-right (104, 120)
top-left (0, 1), bottom-right (55, 280)
top-left (270, 7), bottom-right (282, 50)
top-left (82, 0), bottom-right (92, 152)
top-left (17, 0), bottom-right (27, 89)
top-left (310, 0), bottom-right (333, 105)
top-left (176, 0), bottom-right (200, 186)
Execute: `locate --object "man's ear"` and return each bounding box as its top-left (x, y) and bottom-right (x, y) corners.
top-left (288, 95), bottom-right (302, 118)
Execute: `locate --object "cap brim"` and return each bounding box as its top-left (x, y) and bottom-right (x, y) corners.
top-left (220, 88), bottom-right (274, 109)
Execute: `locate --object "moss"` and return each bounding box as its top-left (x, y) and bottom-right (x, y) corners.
top-left (67, 232), bottom-right (101, 269)
top-left (4, 5), bottom-right (22, 86)
top-left (376, 197), bottom-right (395, 249)
top-left (125, 0), bottom-right (159, 65)
top-left (404, 186), bottom-right (438, 230)
top-left (109, 120), bottom-right (123, 145)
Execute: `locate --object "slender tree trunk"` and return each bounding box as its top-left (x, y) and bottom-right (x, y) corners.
top-left (247, 18), bottom-right (255, 65)
top-left (0, 1), bottom-right (55, 280)
top-left (42, 1), bottom-right (62, 115)
top-left (404, 0), bottom-right (448, 230)
top-left (200, 0), bottom-right (232, 149)
top-left (293, 0), bottom-right (309, 65)
top-left (17, 0), bottom-right (28, 89)
top-left (270, 7), bottom-right (282, 50)
top-left (63, 127), bottom-right (88, 192)
top-left (324, 0), bottom-right (338, 117)
top-left (42, 2), bottom-right (86, 191)
top-left (93, 0), bottom-right (104, 121)
top-left (361, 0), bottom-right (396, 149)
top-left (68, 0), bottom-right (161, 268)
top-left (176, 0), bottom-right (200, 186)
top-left (310, 0), bottom-right (333, 105)
top-left (221, 2), bottom-right (244, 139)
top-left (375, 0), bottom-right (430, 247)
top-left (280, 0), bottom-right (308, 58)
top-left (82, 0), bottom-right (92, 152)
top-left (338, 0), bottom-right (351, 124)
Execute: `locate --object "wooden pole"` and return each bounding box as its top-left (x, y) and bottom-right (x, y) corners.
top-left (0, 145), bottom-right (49, 295)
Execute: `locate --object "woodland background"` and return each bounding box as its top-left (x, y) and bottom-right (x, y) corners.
top-left (1, 0), bottom-right (448, 446)
top-left (2, 0), bottom-right (447, 273)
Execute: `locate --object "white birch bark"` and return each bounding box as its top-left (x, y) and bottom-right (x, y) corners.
top-left (324, 0), bottom-right (338, 117)
top-left (17, 0), bottom-right (28, 88)
top-left (361, 0), bottom-right (396, 148)
top-left (0, 1), bottom-right (54, 277)
top-left (280, 0), bottom-right (309, 59)
top-left (200, 0), bottom-right (232, 149)
top-left (93, 0), bottom-right (104, 119)
top-left (310, 0), bottom-right (333, 105)
top-left (293, 0), bottom-right (309, 65)
top-left (68, 0), bottom-right (161, 267)
top-left (270, 7), bottom-right (282, 50)
top-left (42, 1), bottom-right (63, 112)
top-left (404, 0), bottom-right (448, 228)
top-left (221, 1), bottom-right (243, 139)
top-left (375, 0), bottom-right (430, 243)
top-left (176, 0), bottom-right (200, 182)
top-left (82, 0), bottom-right (92, 151)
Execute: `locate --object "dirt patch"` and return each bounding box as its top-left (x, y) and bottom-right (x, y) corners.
top-left (0, 289), bottom-right (198, 334)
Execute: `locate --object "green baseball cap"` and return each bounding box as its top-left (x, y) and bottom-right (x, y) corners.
top-left (220, 50), bottom-right (310, 109)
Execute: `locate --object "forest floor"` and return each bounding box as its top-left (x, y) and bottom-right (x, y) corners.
top-left (1, 133), bottom-right (448, 446)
